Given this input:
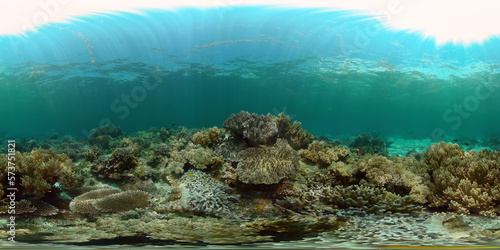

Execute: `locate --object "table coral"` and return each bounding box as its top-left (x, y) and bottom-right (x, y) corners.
top-left (70, 186), bottom-right (149, 215)
top-left (236, 138), bottom-right (299, 184)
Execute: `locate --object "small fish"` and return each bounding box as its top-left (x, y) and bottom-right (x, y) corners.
top-left (188, 174), bottom-right (194, 177)
top-left (112, 147), bottom-right (116, 150)
top-left (93, 144), bottom-right (96, 147)
top-left (172, 123), bottom-right (175, 127)
top-left (453, 139), bottom-right (458, 142)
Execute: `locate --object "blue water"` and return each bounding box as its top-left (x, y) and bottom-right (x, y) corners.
top-left (1, 7), bottom-right (500, 141)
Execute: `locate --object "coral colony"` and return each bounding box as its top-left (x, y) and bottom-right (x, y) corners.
top-left (1, 110), bottom-right (500, 245)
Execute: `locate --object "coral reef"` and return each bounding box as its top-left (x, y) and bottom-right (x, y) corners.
top-left (0, 198), bottom-right (58, 216)
top-left (88, 124), bottom-right (123, 144)
top-left (70, 185), bottom-right (149, 216)
top-left (92, 147), bottom-right (139, 180)
top-left (0, 149), bottom-right (81, 198)
top-left (274, 113), bottom-right (314, 149)
top-left (426, 142), bottom-right (500, 216)
top-left (8, 111), bottom-right (500, 246)
top-left (171, 170), bottom-right (238, 217)
top-left (321, 185), bottom-right (422, 213)
top-left (349, 133), bottom-right (388, 155)
top-left (192, 126), bottom-right (221, 146)
top-left (163, 143), bottom-right (222, 174)
top-left (223, 111), bottom-right (278, 146)
top-left (236, 139), bottom-right (299, 184)
top-left (299, 140), bottom-right (350, 166)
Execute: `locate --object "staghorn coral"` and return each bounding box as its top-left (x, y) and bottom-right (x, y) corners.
top-left (70, 186), bottom-right (149, 215)
top-left (426, 142), bottom-right (500, 215)
top-left (299, 140), bottom-right (350, 166)
top-left (274, 112), bottom-right (314, 149)
top-left (223, 110), bottom-right (278, 146)
top-left (192, 126), bottom-right (221, 146)
top-left (173, 170), bottom-right (238, 217)
top-left (236, 139), bottom-right (299, 184)
top-left (0, 149), bottom-right (81, 198)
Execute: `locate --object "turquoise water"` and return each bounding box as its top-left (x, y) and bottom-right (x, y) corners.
top-left (2, 6), bottom-right (500, 249)
top-left (1, 7), bottom-right (500, 140)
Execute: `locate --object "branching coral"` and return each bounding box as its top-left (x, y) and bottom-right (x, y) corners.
top-left (347, 155), bottom-right (430, 204)
top-left (273, 113), bottom-right (314, 149)
top-left (299, 140), bottom-right (350, 166)
top-left (93, 147), bottom-right (138, 180)
top-left (349, 133), bottom-right (388, 155)
top-left (223, 111), bottom-right (278, 146)
top-left (164, 143), bottom-right (221, 174)
top-left (426, 142), bottom-right (500, 215)
top-left (321, 185), bottom-right (421, 213)
top-left (0, 150), bottom-right (81, 198)
top-left (236, 139), bottom-right (299, 184)
top-left (192, 126), bottom-right (221, 146)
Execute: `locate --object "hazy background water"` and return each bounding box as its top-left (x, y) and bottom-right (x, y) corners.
top-left (1, 7), bottom-right (500, 141)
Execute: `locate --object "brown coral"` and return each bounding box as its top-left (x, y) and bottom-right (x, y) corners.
top-left (426, 142), bottom-right (500, 215)
top-left (236, 139), bottom-right (299, 184)
top-left (299, 140), bottom-right (350, 166)
top-left (70, 186), bottom-right (149, 215)
top-left (223, 111), bottom-right (278, 146)
top-left (274, 112), bottom-right (314, 149)
top-left (192, 127), bottom-right (221, 146)
top-left (0, 150), bottom-right (81, 198)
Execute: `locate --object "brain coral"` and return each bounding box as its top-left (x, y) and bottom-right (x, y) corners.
top-left (236, 139), bottom-right (299, 184)
top-left (223, 111), bottom-right (278, 146)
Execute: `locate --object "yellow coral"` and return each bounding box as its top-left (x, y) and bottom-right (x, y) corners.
top-left (236, 139), bottom-right (299, 184)
top-left (0, 150), bottom-right (81, 198)
top-left (426, 142), bottom-right (500, 215)
top-left (192, 126), bottom-right (221, 146)
top-left (299, 140), bottom-right (350, 166)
